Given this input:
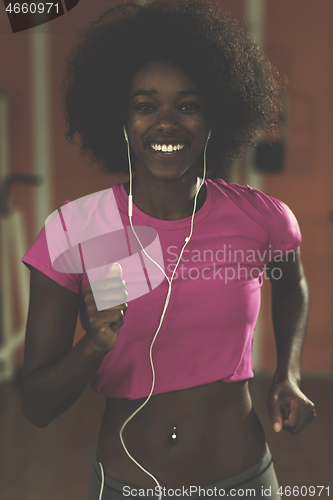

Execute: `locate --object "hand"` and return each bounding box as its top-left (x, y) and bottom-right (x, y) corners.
top-left (83, 263), bottom-right (128, 352)
top-left (267, 378), bottom-right (316, 434)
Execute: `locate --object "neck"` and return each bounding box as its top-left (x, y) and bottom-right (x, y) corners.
top-left (123, 174), bottom-right (206, 221)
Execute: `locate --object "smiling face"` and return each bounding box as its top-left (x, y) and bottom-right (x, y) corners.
top-left (126, 59), bottom-right (209, 182)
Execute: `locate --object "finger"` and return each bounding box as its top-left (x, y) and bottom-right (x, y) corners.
top-left (288, 413), bottom-right (315, 434)
top-left (98, 305), bottom-right (127, 328)
top-left (95, 277), bottom-right (126, 291)
top-left (108, 305), bottom-right (127, 329)
top-left (110, 314), bottom-right (125, 332)
top-left (96, 306), bottom-right (126, 333)
top-left (108, 262), bottom-right (122, 278)
top-left (297, 405), bottom-right (316, 432)
top-left (282, 401), bottom-right (307, 433)
top-left (267, 393), bottom-right (283, 433)
top-left (282, 398), bottom-right (306, 430)
top-left (283, 401), bottom-right (316, 434)
top-left (94, 288), bottom-right (128, 309)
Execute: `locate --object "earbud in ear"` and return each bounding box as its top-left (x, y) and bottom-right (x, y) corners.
top-left (123, 126), bottom-right (129, 143)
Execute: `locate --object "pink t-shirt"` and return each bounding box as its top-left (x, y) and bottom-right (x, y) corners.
top-left (21, 179), bottom-right (301, 400)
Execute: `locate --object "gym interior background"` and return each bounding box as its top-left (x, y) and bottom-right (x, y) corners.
top-left (0, 0), bottom-right (332, 498)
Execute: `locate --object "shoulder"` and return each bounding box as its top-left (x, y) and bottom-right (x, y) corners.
top-left (59, 186), bottom-right (122, 232)
top-left (209, 178), bottom-right (297, 221)
top-left (21, 223), bottom-right (81, 295)
top-left (208, 178), bottom-right (301, 251)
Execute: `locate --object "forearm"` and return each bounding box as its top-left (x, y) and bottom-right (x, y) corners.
top-left (271, 275), bottom-right (310, 385)
top-left (20, 333), bottom-right (109, 427)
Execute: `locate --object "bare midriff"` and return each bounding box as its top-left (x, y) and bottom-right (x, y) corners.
top-left (96, 380), bottom-right (266, 489)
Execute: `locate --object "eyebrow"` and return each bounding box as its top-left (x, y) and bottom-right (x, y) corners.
top-left (131, 89), bottom-right (201, 98)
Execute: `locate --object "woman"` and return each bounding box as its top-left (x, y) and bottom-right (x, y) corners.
top-left (20, 1), bottom-right (316, 499)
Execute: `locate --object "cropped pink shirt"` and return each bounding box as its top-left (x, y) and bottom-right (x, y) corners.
top-left (21, 179), bottom-right (301, 400)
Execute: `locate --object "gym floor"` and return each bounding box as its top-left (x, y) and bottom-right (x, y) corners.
top-left (0, 376), bottom-right (332, 500)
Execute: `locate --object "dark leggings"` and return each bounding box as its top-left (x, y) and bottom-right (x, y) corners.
top-left (88, 444), bottom-right (281, 500)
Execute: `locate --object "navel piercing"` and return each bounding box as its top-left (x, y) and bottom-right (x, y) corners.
top-left (171, 426), bottom-right (177, 443)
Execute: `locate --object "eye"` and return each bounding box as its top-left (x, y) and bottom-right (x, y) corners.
top-left (180, 102), bottom-right (202, 112)
top-left (135, 103), bottom-right (155, 113)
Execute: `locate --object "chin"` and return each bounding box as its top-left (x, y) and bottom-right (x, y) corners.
top-left (148, 166), bottom-right (190, 182)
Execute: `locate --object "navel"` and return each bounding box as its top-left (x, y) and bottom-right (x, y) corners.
top-left (170, 425), bottom-right (178, 444)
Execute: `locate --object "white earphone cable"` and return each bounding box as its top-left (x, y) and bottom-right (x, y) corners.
top-left (98, 462), bottom-right (104, 500)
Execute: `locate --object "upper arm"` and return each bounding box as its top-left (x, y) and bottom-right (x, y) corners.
top-left (265, 247), bottom-right (305, 292)
top-left (21, 266), bottom-right (80, 384)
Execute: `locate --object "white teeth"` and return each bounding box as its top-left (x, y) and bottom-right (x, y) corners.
top-left (150, 143), bottom-right (185, 152)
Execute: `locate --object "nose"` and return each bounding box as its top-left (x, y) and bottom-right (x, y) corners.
top-left (154, 107), bottom-right (179, 134)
